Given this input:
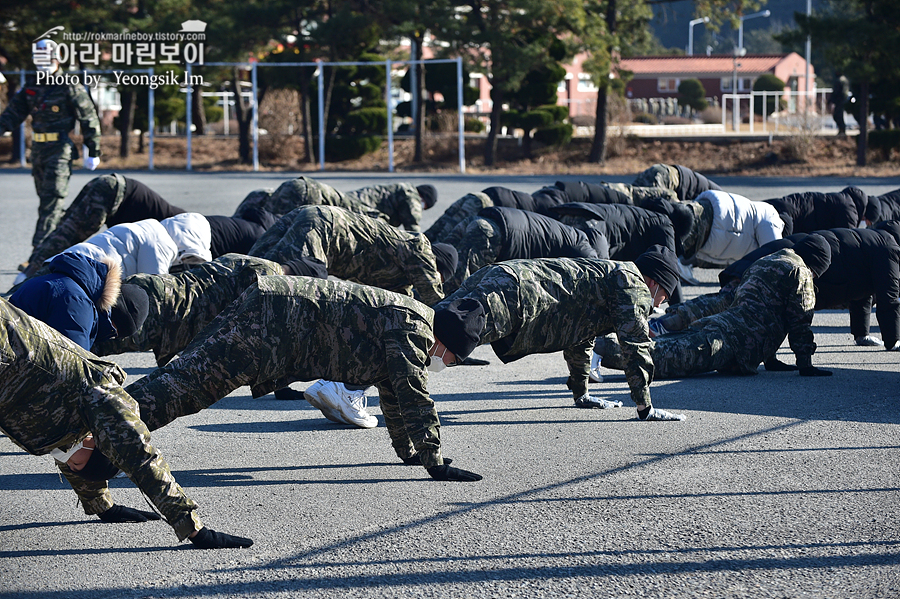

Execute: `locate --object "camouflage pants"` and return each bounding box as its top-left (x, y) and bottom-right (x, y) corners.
top-left (594, 328), bottom-right (734, 379)
top-left (30, 141), bottom-right (73, 247)
top-left (424, 193), bottom-right (493, 243)
top-left (27, 174), bottom-right (124, 271)
top-left (633, 164), bottom-right (679, 194)
top-left (445, 217), bottom-right (503, 294)
top-left (602, 182), bottom-right (676, 207)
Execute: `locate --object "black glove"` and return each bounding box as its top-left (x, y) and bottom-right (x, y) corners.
top-left (401, 454), bottom-right (452, 466)
top-left (459, 356), bottom-right (491, 366)
top-left (273, 387), bottom-right (304, 400)
top-left (98, 504), bottom-right (162, 523)
top-left (764, 358), bottom-right (798, 372)
top-left (426, 464), bottom-right (482, 482)
top-left (799, 366), bottom-right (832, 377)
top-left (189, 527), bottom-right (254, 549)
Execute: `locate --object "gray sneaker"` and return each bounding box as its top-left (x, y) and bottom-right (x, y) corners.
top-left (303, 380), bottom-right (346, 425)
top-left (574, 394), bottom-right (623, 409)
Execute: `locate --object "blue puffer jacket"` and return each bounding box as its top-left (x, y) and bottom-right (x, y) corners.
top-left (9, 251), bottom-right (121, 349)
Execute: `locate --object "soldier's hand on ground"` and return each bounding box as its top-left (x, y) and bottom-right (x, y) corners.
top-left (84, 156), bottom-right (100, 171)
top-left (189, 527), bottom-right (254, 549)
top-left (427, 464), bottom-right (483, 482)
top-left (638, 406), bottom-right (687, 421)
top-left (402, 454), bottom-right (451, 466)
top-left (799, 366), bottom-right (833, 377)
top-left (764, 357), bottom-right (798, 371)
top-left (98, 504), bottom-right (162, 523)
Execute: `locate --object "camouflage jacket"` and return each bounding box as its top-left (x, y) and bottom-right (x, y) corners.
top-left (344, 182), bottom-right (424, 232)
top-left (0, 77), bottom-right (102, 157)
top-left (126, 275), bottom-right (444, 466)
top-left (249, 205), bottom-right (445, 305)
top-left (0, 297), bottom-right (201, 537)
top-left (436, 257), bottom-right (655, 404)
top-left (688, 249), bottom-right (817, 372)
top-left (92, 254), bottom-right (283, 366)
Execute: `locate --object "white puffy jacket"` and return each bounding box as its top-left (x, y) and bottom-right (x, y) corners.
top-left (695, 190), bottom-right (784, 267)
top-left (160, 212), bottom-right (212, 266)
top-left (65, 219), bottom-right (179, 277)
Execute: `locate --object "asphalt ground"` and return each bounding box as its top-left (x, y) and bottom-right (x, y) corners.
top-left (0, 169), bottom-right (898, 599)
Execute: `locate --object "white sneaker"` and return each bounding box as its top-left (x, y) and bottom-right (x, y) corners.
top-left (331, 383), bottom-right (378, 429)
top-left (855, 335), bottom-right (884, 347)
top-left (303, 380), bottom-right (345, 425)
top-left (589, 351), bottom-right (603, 383)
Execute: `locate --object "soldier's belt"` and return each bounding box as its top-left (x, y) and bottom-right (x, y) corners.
top-left (33, 132), bottom-right (60, 142)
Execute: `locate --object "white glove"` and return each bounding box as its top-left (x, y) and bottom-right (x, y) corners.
top-left (84, 156), bottom-right (100, 171)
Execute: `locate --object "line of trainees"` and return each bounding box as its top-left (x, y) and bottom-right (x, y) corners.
top-left (2, 166), bottom-right (897, 551)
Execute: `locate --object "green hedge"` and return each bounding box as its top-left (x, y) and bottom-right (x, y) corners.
top-left (325, 135), bottom-right (382, 162)
top-left (534, 123), bottom-right (573, 146)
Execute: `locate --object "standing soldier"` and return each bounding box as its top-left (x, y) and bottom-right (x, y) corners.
top-left (0, 39), bottom-right (102, 254)
top-left (433, 247), bottom-right (687, 421)
top-left (831, 72), bottom-right (850, 137)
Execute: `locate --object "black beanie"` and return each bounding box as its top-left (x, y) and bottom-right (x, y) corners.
top-left (791, 233), bottom-right (832, 278)
top-left (779, 212), bottom-right (794, 236)
top-left (77, 450), bottom-right (122, 481)
top-left (633, 245), bottom-right (682, 301)
top-left (284, 256), bottom-right (328, 279)
top-left (865, 198), bottom-right (881, 223)
top-left (111, 284), bottom-right (149, 338)
top-left (432, 298), bottom-right (485, 360)
top-left (431, 243), bottom-right (458, 282)
top-left (417, 184), bottom-right (438, 209)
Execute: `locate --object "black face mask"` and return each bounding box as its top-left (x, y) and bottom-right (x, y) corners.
top-left (76, 450), bottom-right (122, 481)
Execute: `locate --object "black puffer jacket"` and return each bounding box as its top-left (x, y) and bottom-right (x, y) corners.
top-left (866, 188), bottom-right (900, 224)
top-left (482, 186), bottom-right (540, 213)
top-left (553, 181), bottom-right (631, 205)
top-left (764, 187), bottom-right (868, 233)
top-left (674, 165), bottom-right (722, 202)
top-left (206, 207), bottom-right (276, 258)
top-left (547, 202), bottom-right (675, 261)
top-left (721, 227), bottom-right (900, 348)
top-left (479, 206), bottom-right (607, 262)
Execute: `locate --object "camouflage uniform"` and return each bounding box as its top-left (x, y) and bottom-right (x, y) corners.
top-left (601, 182), bottom-right (678, 206)
top-left (0, 297), bottom-right (203, 540)
top-left (125, 276), bottom-right (446, 467)
top-left (344, 182), bottom-right (424, 232)
top-left (595, 249), bottom-right (817, 378)
top-left (446, 216), bottom-right (504, 292)
top-left (248, 205), bottom-right (445, 305)
top-left (0, 77), bottom-right (102, 246)
top-left (25, 173), bottom-right (126, 272)
top-left (632, 164), bottom-right (680, 194)
top-left (435, 257), bottom-right (655, 406)
top-left (678, 197), bottom-right (714, 263)
top-left (425, 192), bottom-right (494, 243)
top-left (233, 177), bottom-right (422, 230)
top-left (656, 281), bottom-right (738, 333)
top-left (92, 254), bottom-right (283, 366)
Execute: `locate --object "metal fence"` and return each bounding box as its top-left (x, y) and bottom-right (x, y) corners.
top-left (2, 57), bottom-right (467, 173)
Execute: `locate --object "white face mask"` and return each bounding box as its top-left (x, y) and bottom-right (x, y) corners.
top-left (651, 284), bottom-right (662, 308)
top-left (427, 346), bottom-right (449, 373)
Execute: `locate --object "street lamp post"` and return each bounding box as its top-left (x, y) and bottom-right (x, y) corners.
top-left (738, 10), bottom-right (771, 52)
top-left (688, 17), bottom-right (710, 56)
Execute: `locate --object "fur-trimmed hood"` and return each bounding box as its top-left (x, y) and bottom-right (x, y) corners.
top-left (47, 251), bottom-right (121, 311)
